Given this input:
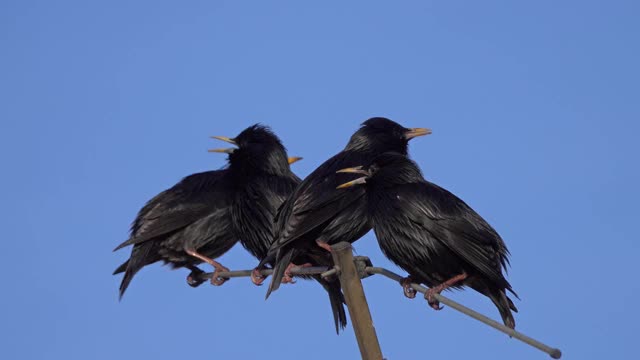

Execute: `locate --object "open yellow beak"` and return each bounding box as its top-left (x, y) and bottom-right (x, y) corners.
top-left (209, 135), bottom-right (237, 153)
top-left (404, 128), bottom-right (432, 140)
top-left (336, 166), bottom-right (369, 176)
top-left (288, 156), bottom-right (303, 165)
top-left (336, 165), bottom-right (369, 189)
top-left (336, 177), bottom-right (367, 189)
top-left (210, 136), bottom-right (236, 144)
top-left (208, 148), bottom-right (235, 154)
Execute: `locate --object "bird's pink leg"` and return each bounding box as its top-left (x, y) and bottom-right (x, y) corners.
top-left (185, 249), bottom-right (230, 286)
top-left (281, 262), bottom-right (313, 284)
top-left (424, 273), bottom-right (468, 310)
top-left (316, 240), bottom-right (333, 252)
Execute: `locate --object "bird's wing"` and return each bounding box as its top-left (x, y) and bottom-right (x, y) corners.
top-left (278, 187), bottom-right (365, 247)
top-left (265, 153), bottom-right (366, 259)
top-left (401, 182), bottom-right (510, 287)
top-left (114, 170), bottom-right (231, 250)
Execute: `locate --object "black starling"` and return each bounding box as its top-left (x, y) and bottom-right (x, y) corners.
top-left (217, 125), bottom-right (349, 333)
top-left (113, 124), bottom-right (347, 333)
top-left (113, 125), bottom-right (301, 297)
top-left (256, 117), bottom-right (431, 299)
top-left (336, 152), bottom-right (519, 328)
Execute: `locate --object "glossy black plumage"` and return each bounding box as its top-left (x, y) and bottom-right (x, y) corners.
top-left (113, 124), bottom-right (347, 333)
top-left (224, 125), bottom-right (348, 333)
top-left (113, 169), bottom-right (236, 297)
top-left (113, 125), bottom-right (286, 296)
top-left (259, 117), bottom-right (430, 298)
top-left (339, 152), bottom-right (519, 328)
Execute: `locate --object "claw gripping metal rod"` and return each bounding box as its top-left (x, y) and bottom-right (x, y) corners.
top-left (195, 247), bottom-right (562, 359)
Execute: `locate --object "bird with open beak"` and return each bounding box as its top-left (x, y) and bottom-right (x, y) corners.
top-left (113, 123), bottom-right (348, 334)
top-left (255, 117), bottom-right (431, 301)
top-left (207, 125), bottom-right (349, 333)
top-left (209, 135), bottom-right (302, 166)
top-left (336, 152), bottom-right (519, 329)
top-left (113, 124), bottom-right (302, 294)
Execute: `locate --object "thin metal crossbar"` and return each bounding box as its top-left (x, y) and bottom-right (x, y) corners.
top-left (194, 258), bottom-right (561, 359)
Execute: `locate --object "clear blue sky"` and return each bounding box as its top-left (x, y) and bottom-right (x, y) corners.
top-left (2, 1), bottom-right (638, 359)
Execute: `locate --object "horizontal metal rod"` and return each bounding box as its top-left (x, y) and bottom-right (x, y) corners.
top-left (192, 262), bottom-right (562, 358)
top-left (195, 266), bottom-right (332, 281)
top-left (366, 267), bottom-right (562, 359)
top-left (321, 267), bottom-right (339, 278)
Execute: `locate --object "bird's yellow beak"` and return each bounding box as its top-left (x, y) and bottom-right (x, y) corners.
top-left (336, 166), bottom-right (370, 176)
top-left (209, 136), bottom-right (237, 153)
top-left (336, 177), bottom-right (367, 189)
top-left (404, 128), bottom-right (432, 140)
top-left (208, 148), bottom-right (236, 154)
top-left (336, 166), bottom-right (369, 189)
top-left (210, 136), bottom-right (236, 144)
top-left (288, 156), bottom-right (303, 165)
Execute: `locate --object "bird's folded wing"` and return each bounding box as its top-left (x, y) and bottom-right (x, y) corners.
top-left (274, 185), bottom-right (365, 251)
top-left (114, 170), bottom-right (231, 250)
top-left (404, 182), bottom-right (510, 288)
top-left (263, 152), bottom-right (368, 263)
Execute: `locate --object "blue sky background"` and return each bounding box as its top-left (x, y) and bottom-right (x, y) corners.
top-left (2, 1), bottom-right (638, 359)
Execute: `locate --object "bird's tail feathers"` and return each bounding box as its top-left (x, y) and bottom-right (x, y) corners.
top-left (117, 242), bottom-right (157, 300)
top-left (316, 276), bottom-right (348, 334)
top-left (257, 252), bottom-right (274, 269)
top-left (265, 249), bottom-right (294, 299)
top-left (506, 285), bottom-right (520, 301)
top-left (113, 238), bottom-right (135, 251)
top-left (113, 260), bottom-right (129, 275)
top-left (488, 288), bottom-right (517, 329)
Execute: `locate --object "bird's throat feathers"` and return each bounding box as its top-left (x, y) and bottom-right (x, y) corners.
top-left (368, 154), bottom-right (425, 188)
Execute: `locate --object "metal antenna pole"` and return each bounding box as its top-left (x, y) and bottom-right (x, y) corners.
top-left (331, 242), bottom-right (384, 360)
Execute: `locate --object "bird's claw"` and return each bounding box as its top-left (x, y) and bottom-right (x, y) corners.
top-left (425, 289), bottom-right (444, 310)
top-left (401, 277), bottom-right (416, 299)
top-left (210, 265), bottom-right (230, 286)
top-left (281, 275), bottom-right (297, 284)
top-left (186, 270), bottom-right (206, 288)
top-left (281, 262), bottom-right (313, 284)
top-left (251, 268), bottom-right (266, 286)
top-left (187, 277), bottom-right (204, 287)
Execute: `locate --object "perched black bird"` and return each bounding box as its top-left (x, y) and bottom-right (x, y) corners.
top-left (336, 152), bottom-right (519, 328)
top-left (113, 125), bottom-right (301, 297)
top-left (216, 125), bottom-right (348, 333)
top-left (113, 124), bottom-right (347, 333)
top-left (256, 117), bottom-right (431, 299)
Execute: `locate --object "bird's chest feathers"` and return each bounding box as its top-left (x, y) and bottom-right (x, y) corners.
top-left (372, 192), bottom-right (440, 261)
top-left (370, 191), bottom-right (405, 215)
top-left (371, 193), bottom-right (411, 239)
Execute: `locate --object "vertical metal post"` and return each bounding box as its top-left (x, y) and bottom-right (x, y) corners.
top-left (331, 242), bottom-right (383, 360)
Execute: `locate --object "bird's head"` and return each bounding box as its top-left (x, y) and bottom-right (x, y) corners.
top-left (209, 124), bottom-right (301, 174)
top-left (335, 152), bottom-right (424, 189)
top-left (344, 117), bottom-right (431, 154)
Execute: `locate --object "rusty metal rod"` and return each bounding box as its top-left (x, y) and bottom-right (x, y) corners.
top-left (366, 266), bottom-right (562, 359)
top-left (331, 242), bottom-right (384, 360)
